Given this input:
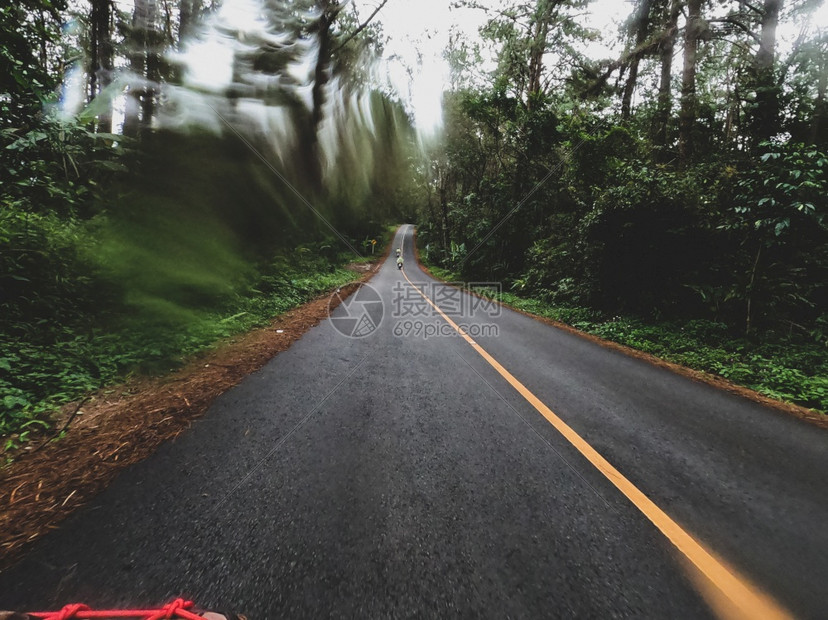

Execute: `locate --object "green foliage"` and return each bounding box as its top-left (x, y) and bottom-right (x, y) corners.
top-left (423, 76), bottom-right (826, 346)
top-left (0, 249), bottom-right (362, 438)
top-left (785, 32), bottom-right (828, 146)
top-left (0, 0), bottom-right (416, 450)
top-left (733, 141), bottom-right (828, 239)
top-left (720, 142), bottom-right (828, 331)
top-left (0, 0), bottom-right (65, 123)
top-left (583, 159), bottom-right (714, 313)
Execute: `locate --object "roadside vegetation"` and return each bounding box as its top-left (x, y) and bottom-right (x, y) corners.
top-left (417, 1), bottom-right (827, 416)
top-left (501, 293), bottom-right (827, 413)
top-left (4, 0), bottom-right (827, 440)
top-left (1, 1), bottom-right (415, 443)
top-left (0, 247), bottom-right (385, 449)
top-left (422, 256), bottom-right (827, 413)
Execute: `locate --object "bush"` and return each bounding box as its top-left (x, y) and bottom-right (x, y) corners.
top-left (0, 249), bottom-right (361, 439)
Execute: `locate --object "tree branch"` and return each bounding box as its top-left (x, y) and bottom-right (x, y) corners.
top-left (737, 0), bottom-right (764, 16)
top-left (333, 0), bottom-right (390, 53)
top-left (710, 16), bottom-right (761, 44)
top-left (581, 26), bottom-right (669, 97)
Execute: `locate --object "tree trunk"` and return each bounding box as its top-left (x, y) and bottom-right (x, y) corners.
top-left (621, 0), bottom-right (652, 120)
top-left (288, 1), bottom-right (343, 188)
top-left (526, 0), bottom-right (553, 108)
top-left (123, 0), bottom-right (147, 136)
top-left (311, 3), bottom-right (338, 139)
top-left (89, 0), bottom-right (114, 133)
top-left (123, 0), bottom-right (159, 135)
top-left (621, 61), bottom-right (639, 121)
top-left (752, 0), bottom-right (782, 143)
top-left (140, 0), bottom-right (159, 130)
top-left (653, 0), bottom-right (680, 154)
top-left (746, 245), bottom-right (762, 335)
top-left (723, 65), bottom-right (737, 145)
top-left (811, 52), bottom-right (828, 146)
top-left (178, 0), bottom-right (192, 45)
top-left (38, 10), bottom-right (48, 68)
top-left (438, 168), bottom-right (450, 251)
top-left (678, 0), bottom-right (702, 165)
top-left (178, 0), bottom-right (202, 45)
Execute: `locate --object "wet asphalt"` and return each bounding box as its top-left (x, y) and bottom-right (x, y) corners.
top-left (1, 225), bottom-right (826, 618)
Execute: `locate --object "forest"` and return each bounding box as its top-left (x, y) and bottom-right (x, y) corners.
top-left (417, 0), bottom-right (828, 412)
top-left (0, 0), bottom-right (422, 442)
top-left (1, 0), bottom-right (826, 442)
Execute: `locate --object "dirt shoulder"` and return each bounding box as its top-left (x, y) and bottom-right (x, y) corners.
top-left (0, 260), bottom-right (384, 571)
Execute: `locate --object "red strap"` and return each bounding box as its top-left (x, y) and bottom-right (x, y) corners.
top-left (53, 604), bottom-right (90, 620)
top-left (29, 600), bottom-right (204, 620)
top-left (146, 598), bottom-right (198, 620)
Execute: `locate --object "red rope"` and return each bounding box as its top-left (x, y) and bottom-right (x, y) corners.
top-left (29, 600), bottom-right (205, 620)
top-left (55, 604), bottom-right (90, 620)
top-left (144, 599), bottom-right (201, 620)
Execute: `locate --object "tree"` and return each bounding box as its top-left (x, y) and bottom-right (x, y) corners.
top-left (0, 0), bottom-right (65, 127)
top-left (88, 0), bottom-right (114, 132)
top-left (621, 0), bottom-right (653, 120)
top-left (178, 0), bottom-right (202, 44)
top-left (654, 0), bottom-right (681, 151)
top-left (751, 0), bottom-right (783, 142)
top-left (474, 0), bottom-right (591, 108)
top-left (731, 141), bottom-right (828, 332)
top-left (679, 0), bottom-right (705, 163)
top-left (526, 0), bottom-right (554, 108)
top-left (123, 0), bottom-right (152, 136)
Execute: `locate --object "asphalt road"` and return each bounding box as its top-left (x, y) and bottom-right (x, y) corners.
top-left (1, 225), bottom-right (826, 618)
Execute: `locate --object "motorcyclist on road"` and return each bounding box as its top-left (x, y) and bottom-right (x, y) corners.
top-left (396, 255), bottom-right (404, 270)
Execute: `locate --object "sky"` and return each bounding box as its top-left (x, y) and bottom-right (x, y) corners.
top-left (353, 0), bottom-right (631, 132)
top-left (360, 0), bottom-right (828, 133)
top-left (177, 0), bottom-right (632, 134)
top-left (64, 0), bottom-right (828, 134)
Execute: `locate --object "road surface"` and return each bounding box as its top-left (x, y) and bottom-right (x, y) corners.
top-left (1, 225), bottom-right (826, 618)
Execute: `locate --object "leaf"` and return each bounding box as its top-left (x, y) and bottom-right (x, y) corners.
top-left (21, 418), bottom-right (50, 430)
top-left (2, 395), bottom-right (29, 410)
top-left (774, 219), bottom-right (789, 236)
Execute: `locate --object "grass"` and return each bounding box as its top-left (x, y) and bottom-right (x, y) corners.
top-left (0, 238), bottom-right (389, 446)
top-left (421, 263), bottom-right (458, 283)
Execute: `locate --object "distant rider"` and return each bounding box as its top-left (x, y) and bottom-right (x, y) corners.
top-left (396, 255), bottom-right (404, 270)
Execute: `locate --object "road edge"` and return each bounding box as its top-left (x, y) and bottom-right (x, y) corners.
top-left (0, 239), bottom-right (393, 572)
top-left (411, 229), bottom-right (827, 431)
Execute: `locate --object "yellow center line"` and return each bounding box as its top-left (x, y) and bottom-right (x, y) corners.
top-left (398, 241), bottom-right (793, 620)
